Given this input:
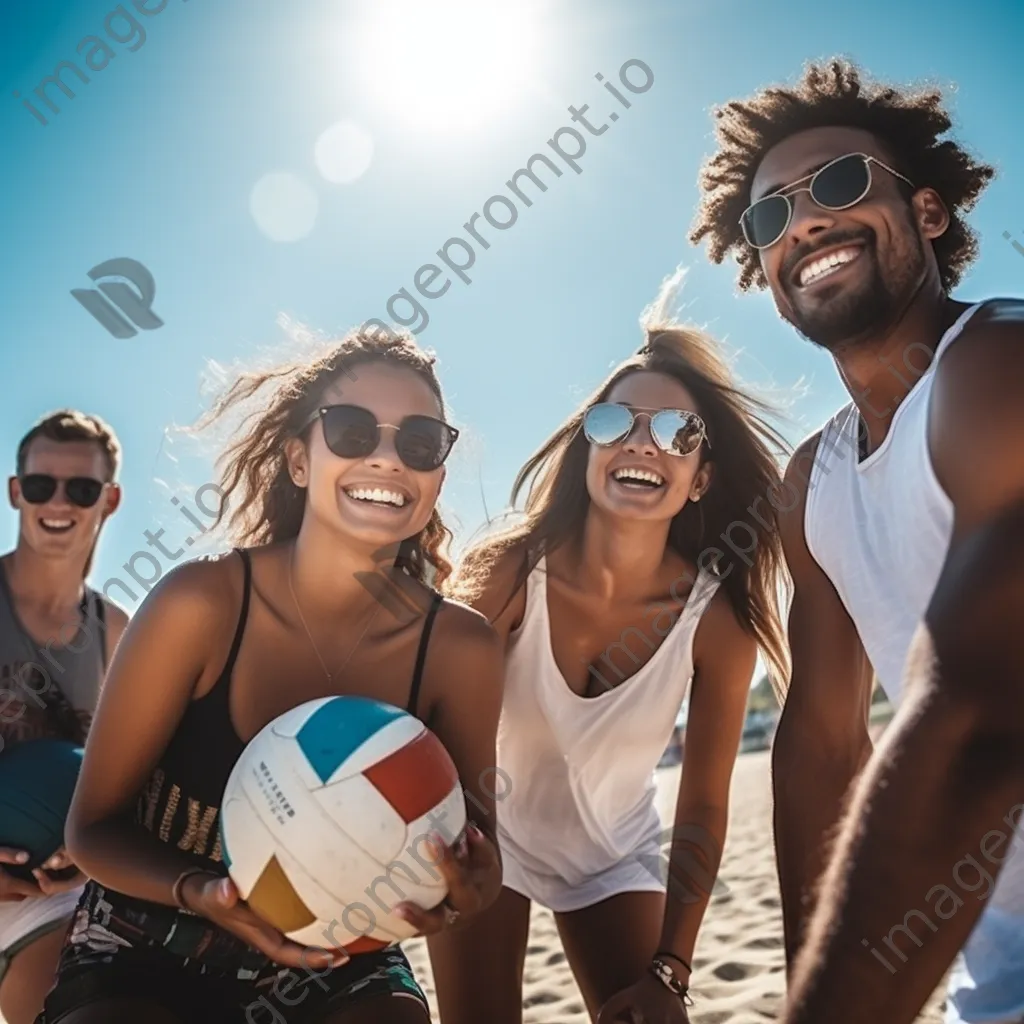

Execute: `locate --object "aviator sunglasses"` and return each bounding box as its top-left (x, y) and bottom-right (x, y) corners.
top-left (18, 474), bottom-right (106, 508)
top-left (740, 152), bottom-right (916, 250)
top-left (305, 404), bottom-right (459, 472)
top-left (583, 403), bottom-right (708, 457)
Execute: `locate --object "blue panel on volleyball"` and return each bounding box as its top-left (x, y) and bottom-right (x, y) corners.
top-left (295, 696), bottom-right (407, 784)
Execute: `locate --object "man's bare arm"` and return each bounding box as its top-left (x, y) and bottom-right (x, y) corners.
top-left (772, 435), bottom-right (875, 965)
top-left (783, 305), bottom-right (1024, 1024)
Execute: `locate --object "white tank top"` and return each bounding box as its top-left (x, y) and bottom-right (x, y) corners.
top-left (495, 555), bottom-right (720, 884)
top-left (805, 302), bottom-right (984, 704)
top-left (804, 300), bottom-right (1024, 1019)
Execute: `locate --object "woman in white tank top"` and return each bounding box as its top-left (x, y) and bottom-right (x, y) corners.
top-left (428, 274), bottom-right (791, 1024)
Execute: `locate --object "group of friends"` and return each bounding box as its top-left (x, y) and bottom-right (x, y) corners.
top-left (1, 57), bottom-right (1022, 1024)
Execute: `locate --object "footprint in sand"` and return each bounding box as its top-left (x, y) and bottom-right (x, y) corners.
top-left (713, 961), bottom-right (752, 982)
top-left (523, 991), bottom-right (560, 1007)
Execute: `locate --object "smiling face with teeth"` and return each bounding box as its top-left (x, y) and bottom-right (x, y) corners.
top-left (751, 126), bottom-right (948, 351)
top-left (9, 438), bottom-right (118, 562)
top-left (585, 371), bottom-right (711, 525)
top-left (286, 362), bottom-right (446, 552)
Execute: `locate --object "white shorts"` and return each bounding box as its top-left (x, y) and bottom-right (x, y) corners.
top-left (500, 835), bottom-right (667, 914)
top-left (0, 888), bottom-right (81, 982)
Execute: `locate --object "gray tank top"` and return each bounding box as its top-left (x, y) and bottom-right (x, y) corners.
top-left (0, 561), bottom-right (108, 750)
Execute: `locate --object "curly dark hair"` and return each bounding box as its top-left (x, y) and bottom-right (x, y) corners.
top-left (689, 57), bottom-right (996, 292)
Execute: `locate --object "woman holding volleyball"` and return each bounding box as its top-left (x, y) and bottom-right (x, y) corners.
top-left (42, 327), bottom-right (504, 1024)
top-left (429, 272), bottom-right (790, 1024)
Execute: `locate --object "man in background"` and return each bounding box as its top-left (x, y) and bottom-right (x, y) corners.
top-left (0, 411), bottom-right (129, 1024)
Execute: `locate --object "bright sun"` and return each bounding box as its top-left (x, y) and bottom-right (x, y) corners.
top-left (349, 0), bottom-right (546, 132)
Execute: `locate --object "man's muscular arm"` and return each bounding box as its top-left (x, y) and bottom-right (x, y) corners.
top-left (772, 436), bottom-right (875, 966)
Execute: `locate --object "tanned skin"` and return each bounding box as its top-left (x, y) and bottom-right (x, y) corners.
top-left (771, 432), bottom-right (874, 966)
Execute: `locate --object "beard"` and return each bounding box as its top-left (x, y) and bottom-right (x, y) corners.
top-left (785, 222), bottom-right (927, 353)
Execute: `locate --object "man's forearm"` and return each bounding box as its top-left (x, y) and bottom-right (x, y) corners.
top-left (772, 725), bottom-right (870, 965)
top-left (782, 666), bottom-right (1024, 1024)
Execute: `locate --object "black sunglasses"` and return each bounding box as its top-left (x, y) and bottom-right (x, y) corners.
top-left (305, 404), bottom-right (459, 472)
top-left (740, 152), bottom-right (915, 250)
top-left (19, 474), bottom-right (106, 509)
top-left (583, 403), bottom-right (708, 457)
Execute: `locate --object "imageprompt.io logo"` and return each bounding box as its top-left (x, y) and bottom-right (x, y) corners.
top-left (71, 258), bottom-right (164, 339)
top-left (635, 825), bottom-right (731, 904)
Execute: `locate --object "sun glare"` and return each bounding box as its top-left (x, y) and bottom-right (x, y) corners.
top-left (349, 0), bottom-right (546, 132)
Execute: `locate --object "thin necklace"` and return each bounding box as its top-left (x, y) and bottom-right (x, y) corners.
top-left (288, 554), bottom-right (380, 685)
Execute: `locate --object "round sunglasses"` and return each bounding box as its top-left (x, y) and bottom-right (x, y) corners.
top-left (583, 403), bottom-right (708, 457)
top-left (19, 474), bottom-right (106, 508)
top-left (305, 404), bottom-right (459, 472)
top-left (740, 152), bottom-right (915, 250)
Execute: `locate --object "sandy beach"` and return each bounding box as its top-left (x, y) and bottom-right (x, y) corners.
top-left (404, 748), bottom-right (948, 1023)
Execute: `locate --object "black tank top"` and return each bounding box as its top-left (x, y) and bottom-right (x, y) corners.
top-left (134, 549), bottom-right (443, 871)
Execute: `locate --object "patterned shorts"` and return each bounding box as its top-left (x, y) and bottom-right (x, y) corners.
top-left (39, 882), bottom-right (429, 1024)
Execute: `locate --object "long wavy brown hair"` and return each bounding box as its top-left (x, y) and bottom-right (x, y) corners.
top-left (197, 325), bottom-right (455, 587)
top-left (450, 276), bottom-right (792, 693)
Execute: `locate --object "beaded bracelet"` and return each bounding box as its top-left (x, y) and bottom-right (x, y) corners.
top-left (649, 958), bottom-right (694, 1006)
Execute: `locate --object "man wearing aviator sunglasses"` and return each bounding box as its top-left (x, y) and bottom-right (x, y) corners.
top-left (692, 59), bottom-right (1024, 1024)
top-left (0, 410), bottom-right (128, 1024)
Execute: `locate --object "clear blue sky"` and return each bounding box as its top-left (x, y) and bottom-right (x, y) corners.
top-left (2, 0), bottom-right (1023, 614)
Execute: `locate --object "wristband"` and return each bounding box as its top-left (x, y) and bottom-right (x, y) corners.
top-left (650, 958), bottom-right (693, 1007)
top-left (171, 867), bottom-right (214, 912)
top-left (654, 949), bottom-right (692, 976)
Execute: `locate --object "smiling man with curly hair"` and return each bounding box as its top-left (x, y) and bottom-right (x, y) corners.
top-left (692, 58), bottom-right (1024, 1024)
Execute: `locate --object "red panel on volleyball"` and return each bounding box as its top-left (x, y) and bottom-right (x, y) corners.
top-left (362, 729), bottom-right (459, 824)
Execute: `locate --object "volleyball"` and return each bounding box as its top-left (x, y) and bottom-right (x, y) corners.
top-left (219, 696), bottom-right (465, 954)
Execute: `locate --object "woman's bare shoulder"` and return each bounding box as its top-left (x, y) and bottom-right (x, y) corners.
top-left (458, 539), bottom-right (533, 626)
top-left (433, 594), bottom-right (499, 644)
top-left (137, 549), bottom-right (246, 629)
top-left (694, 580), bottom-right (758, 659)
